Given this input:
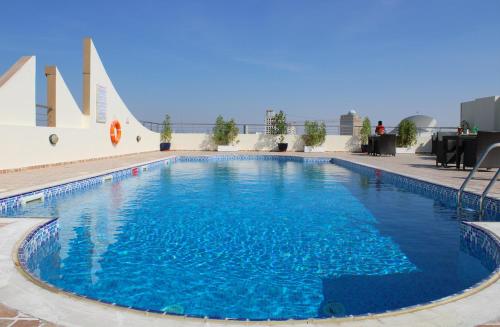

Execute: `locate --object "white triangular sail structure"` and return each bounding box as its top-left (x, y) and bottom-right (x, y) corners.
top-left (0, 38), bottom-right (159, 170)
top-left (0, 56), bottom-right (36, 126)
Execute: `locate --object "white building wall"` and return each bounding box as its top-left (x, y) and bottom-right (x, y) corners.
top-left (169, 133), bottom-right (357, 152)
top-left (0, 38), bottom-right (159, 171)
top-left (496, 97), bottom-right (500, 130)
top-left (461, 96), bottom-right (500, 131)
top-left (414, 133), bottom-right (432, 153)
top-left (0, 56), bottom-right (36, 126)
top-left (0, 125), bottom-right (158, 170)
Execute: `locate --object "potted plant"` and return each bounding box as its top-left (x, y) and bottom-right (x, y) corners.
top-left (360, 117), bottom-right (371, 153)
top-left (212, 115), bottom-right (239, 151)
top-left (302, 120), bottom-right (326, 152)
top-left (160, 114), bottom-right (173, 151)
top-left (396, 119), bottom-right (417, 153)
top-left (271, 110), bottom-right (288, 151)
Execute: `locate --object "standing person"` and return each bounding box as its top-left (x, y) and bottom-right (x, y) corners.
top-left (375, 121), bottom-right (385, 135)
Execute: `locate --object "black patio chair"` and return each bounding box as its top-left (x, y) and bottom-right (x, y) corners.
top-left (368, 136), bottom-right (375, 155)
top-left (373, 134), bottom-right (396, 156)
top-left (462, 131), bottom-right (500, 170)
top-left (435, 135), bottom-right (457, 168)
top-left (431, 133), bottom-right (437, 155)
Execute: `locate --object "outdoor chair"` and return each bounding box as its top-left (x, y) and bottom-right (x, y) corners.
top-left (462, 131), bottom-right (500, 170)
top-left (368, 136), bottom-right (375, 155)
top-left (435, 135), bottom-right (457, 168)
top-left (431, 132), bottom-right (456, 154)
top-left (431, 133), bottom-right (437, 155)
top-left (373, 134), bottom-right (396, 156)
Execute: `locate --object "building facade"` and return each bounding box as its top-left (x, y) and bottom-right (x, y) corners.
top-left (461, 96), bottom-right (500, 131)
top-left (264, 109), bottom-right (296, 135)
top-left (265, 109), bottom-right (275, 134)
top-left (340, 110), bottom-right (362, 136)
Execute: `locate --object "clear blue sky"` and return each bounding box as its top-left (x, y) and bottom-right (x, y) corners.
top-left (1, 0), bottom-right (500, 126)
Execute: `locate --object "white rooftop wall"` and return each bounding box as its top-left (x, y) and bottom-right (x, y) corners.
top-left (0, 56), bottom-right (36, 126)
top-left (461, 96), bottom-right (500, 131)
top-left (496, 97), bottom-right (500, 130)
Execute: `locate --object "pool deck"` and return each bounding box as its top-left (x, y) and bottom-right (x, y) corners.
top-left (0, 151), bottom-right (499, 326)
top-left (333, 152), bottom-right (500, 199)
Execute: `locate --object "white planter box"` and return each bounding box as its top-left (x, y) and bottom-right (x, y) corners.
top-left (217, 145), bottom-right (239, 152)
top-left (304, 146), bottom-right (325, 153)
top-left (396, 147), bottom-right (416, 154)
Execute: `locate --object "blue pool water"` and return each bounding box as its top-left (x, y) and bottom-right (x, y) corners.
top-left (8, 159), bottom-right (496, 319)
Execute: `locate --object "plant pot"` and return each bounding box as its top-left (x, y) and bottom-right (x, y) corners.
top-left (361, 144), bottom-right (368, 153)
top-left (160, 142), bottom-right (171, 151)
top-left (217, 145), bottom-right (239, 152)
top-left (304, 146), bottom-right (325, 153)
top-left (277, 143), bottom-right (288, 152)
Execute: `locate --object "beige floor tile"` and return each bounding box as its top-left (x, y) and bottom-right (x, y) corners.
top-left (0, 303), bottom-right (18, 318)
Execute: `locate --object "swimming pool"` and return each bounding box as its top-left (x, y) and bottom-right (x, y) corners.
top-left (8, 156), bottom-right (500, 320)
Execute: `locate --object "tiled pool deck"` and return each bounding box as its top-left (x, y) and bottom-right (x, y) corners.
top-left (0, 151), bottom-right (499, 326)
top-left (0, 220), bottom-right (55, 327)
top-left (0, 302), bottom-right (53, 327)
top-left (333, 153), bottom-right (500, 200)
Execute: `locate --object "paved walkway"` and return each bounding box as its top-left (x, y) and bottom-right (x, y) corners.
top-left (0, 222), bottom-right (54, 327)
top-left (333, 153), bottom-right (500, 199)
top-left (0, 303), bottom-right (54, 327)
top-left (0, 152), bottom-right (171, 198)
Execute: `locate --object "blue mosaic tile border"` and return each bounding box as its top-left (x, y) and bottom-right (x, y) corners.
top-left (1, 154), bottom-right (498, 218)
top-left (461, 222), bottom-right (500, 272)
top-left (0, 157), bottom-right (177, 213)
top-left (331, 158), bottom-right (500, 219)
top-left (176, 154), bottom-right (332, 163)
top-left (371, 222), bottom-right (500, 315)
top-left (17, 218), bottom-right (59, 270)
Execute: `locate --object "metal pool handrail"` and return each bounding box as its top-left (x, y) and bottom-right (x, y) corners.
top-left (457, 142), bottom-right (500, 216)
top-left (479, 168), bottom-right (500, 217)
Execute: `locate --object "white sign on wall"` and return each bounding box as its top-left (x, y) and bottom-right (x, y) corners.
top-left (96, 84), bottom-right (107, 123)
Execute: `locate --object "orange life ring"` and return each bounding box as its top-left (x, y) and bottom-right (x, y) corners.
top-left (110, 120), bottom-right (122, 145)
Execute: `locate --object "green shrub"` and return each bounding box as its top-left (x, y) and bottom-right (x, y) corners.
top-left (161, 114), bottom-right (172, 142)
top-left (212, 115), bottom-right (239, 145)
top-left (270, 110), bottom-right (288, 143)
top-left (302, 121), bottom-right (326, 146)
top-left (360, 117), bottom-right (371, 145)
top-left (397, 119), bottom-right (417, 147)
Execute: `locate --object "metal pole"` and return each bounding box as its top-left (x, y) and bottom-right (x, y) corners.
top-left (479, 168), bottom-right (500, 218)
top-left (457, 142), bottom-right (500, 210)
